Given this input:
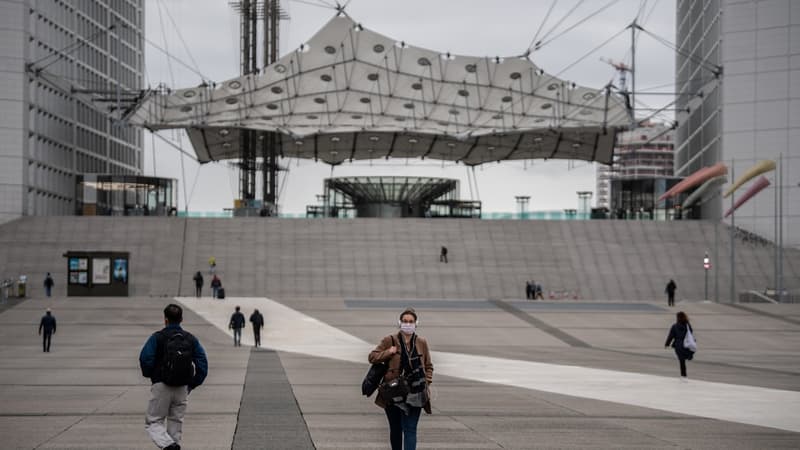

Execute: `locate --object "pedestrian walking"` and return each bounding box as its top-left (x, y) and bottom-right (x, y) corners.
top-left (664, 311), bottom-right (695, 381)
top-left (139, 304), bottom-right (208, 450)
top-left (208, 256), bottom-right (216, 275)
top-left (43, 273), bottom-right (54, 297)
top-left (665, 279), bottom-right (677, 306)
top-left (192, 271), bottom-right (203, 298)
top-left (210, 275), bottom-right (221, 299)
top-left (38, 308), bottom-right (56, 352)
top-left (526, 280), bottom-right (534, 300)
top-left (369, 307), bottom-right (434, 450)
top-left (229, 306), bottom-right (246, 347)
top-left (439, 246), bottom-right (448, 263)
top-left (249, 309), bottom-right (264, 348)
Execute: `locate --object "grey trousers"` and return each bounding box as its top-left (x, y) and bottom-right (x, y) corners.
top-left (145, 382), bottom-right (188, 448)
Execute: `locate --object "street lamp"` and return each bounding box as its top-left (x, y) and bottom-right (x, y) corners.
top-left (703, 252), bottom-right (711, 301)
top-left (515, 195), bottom-right (530, 219)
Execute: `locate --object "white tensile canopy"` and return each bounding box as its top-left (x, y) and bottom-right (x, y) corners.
top-left (127, 14), bottom-right (631, 165)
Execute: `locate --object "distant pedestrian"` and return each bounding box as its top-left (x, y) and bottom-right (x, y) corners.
top-left (38, 308), bottom-right (56, 352)
top-left (208, 256), bottom-right (216, 275)
top-left (664, 311), bottom-right (695, 381)
top-left (43, 273), bottom-right (54, 297)
top-left (210, 275), bottom-right (222, 299)
top-left (665, 279), bottom-right (677, 306)
top-left (535, 283), bottom-right (543, 300)
top-left (229, 306), bottom-right (246, 347)
top-left (139, 304), bottom-right (208, 450)
top-left (525, 281), bottom-right (533, 300)
top-left (249, 309), bottom-right (264, 348)
top-left (439, 246), bottom-right (448, 263)
top-left (192, 271), bottom-right (204, 298)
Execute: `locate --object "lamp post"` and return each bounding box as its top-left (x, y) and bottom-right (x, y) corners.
top-left (703, 252), bottom-right (711, 301)
top-left (515, 196), bottom-right (530, 220)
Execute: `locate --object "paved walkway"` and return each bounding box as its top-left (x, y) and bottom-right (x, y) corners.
top-left (1, 295), bottom-right (799, 449)
top-left (180, 296), bottom-right (800, 434)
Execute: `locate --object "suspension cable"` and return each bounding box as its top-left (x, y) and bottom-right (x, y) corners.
top-left (158, 0), bottom-right (204, 77)
top-left (526, 0), bottom-right (558, 52)
top-left (535, 0), bottom-right (622, 50)
top-left (535, 0), bottom-right (586, 50)
top-left (638, 26), bottom-right (722, 75)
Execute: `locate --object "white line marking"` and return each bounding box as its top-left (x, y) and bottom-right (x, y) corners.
top-left (178, 297), bottom-right (800, 433)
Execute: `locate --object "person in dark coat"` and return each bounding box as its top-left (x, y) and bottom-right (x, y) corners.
top-left (249, 309), bottom-right (264, 348)
top-left (210, 275), bottom-right (222, 299)
top-left (665, 311), bottom-right (695, 381)
top-left (525, 281), bottom-right (533, 300)
top-left (192, 271), bottom-right (203, 298)
top-left (229, 306), bottom-right (246, 347)
top-left (665, 279), bottom-right (677, 306)
top-left (439, 246), bottom-right (448, 263)
top-left (38, 308), bottom-right (56, 352)
top-left (43, 273), bottom-right (54, 297)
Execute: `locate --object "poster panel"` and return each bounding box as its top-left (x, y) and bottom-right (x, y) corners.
top-left (113, 259), bottom-right (128, 284)
top-left (92, 258), bottom-right (111, 284)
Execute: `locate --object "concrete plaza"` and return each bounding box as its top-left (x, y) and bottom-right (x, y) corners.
top-left (0, 294), bottom-right (799, 449)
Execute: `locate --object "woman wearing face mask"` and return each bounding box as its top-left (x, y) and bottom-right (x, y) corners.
top-left (368, 307), bottom-right (434, 450)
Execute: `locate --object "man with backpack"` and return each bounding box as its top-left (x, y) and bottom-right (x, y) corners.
top-left (139, 304), bottom-right (208, 450)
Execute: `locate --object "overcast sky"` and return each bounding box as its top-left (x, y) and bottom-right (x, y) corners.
top-left (142, 0), bottom-right (676, 215)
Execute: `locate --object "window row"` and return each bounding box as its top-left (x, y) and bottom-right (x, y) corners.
top-left (27, 190), bottom-right (74, 216)
top-left (76, 126), bottom-right (108, 155)
top-left (76, 151), bottom-right (107, 173)
top-left (77, 100), bottom-right (108, 131)
top-left (30, 135), bottom-right (74, 171)
top-left (33, 82), bottom-right (73, 119)
top-left (28, 161), bottom-right (75, 198)
top-left (75, 0), bottom-right (109, 28)
top-left (108, 139), bottom-right (139, 168)
top-left (32, 109), bottom-right (72, 143)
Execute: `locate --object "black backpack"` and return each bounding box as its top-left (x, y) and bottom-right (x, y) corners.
top-left (157, 329), bottom-right (196, 387)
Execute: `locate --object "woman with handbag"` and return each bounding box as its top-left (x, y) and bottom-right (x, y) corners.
top-left (368, 308), bottom-right (434, 450)
top-left (664, 311), bottom-right (696, 381)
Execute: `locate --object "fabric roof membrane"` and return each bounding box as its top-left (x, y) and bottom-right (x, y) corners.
top-left (127, 14), bottom-right (630, 165)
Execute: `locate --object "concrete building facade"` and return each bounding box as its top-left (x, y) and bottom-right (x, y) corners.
top-left (0, 0), bottom-right (144, 224)
top-left (675, 0), bottom-right (799, 247)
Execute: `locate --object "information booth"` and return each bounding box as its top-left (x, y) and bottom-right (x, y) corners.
top-left (63, 251), bottom-right (130, 297)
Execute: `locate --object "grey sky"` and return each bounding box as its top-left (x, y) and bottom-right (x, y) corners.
top-left (142, 0), bottom-right (676, 214)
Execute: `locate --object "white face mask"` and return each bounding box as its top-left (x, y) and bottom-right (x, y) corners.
top-left (400, 323), bottom-right (416, 335)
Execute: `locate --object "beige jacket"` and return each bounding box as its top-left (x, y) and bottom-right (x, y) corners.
top-left (368, 332), bottom-right (434, 413)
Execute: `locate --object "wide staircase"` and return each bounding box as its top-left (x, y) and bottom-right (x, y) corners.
top-left (0, 216), bottom-right (797, 301)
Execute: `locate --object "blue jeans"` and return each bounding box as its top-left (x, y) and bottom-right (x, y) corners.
top-left (385, 405), bottom-right (421, 450)
top-left (233, 328), bottom-right (242, 346)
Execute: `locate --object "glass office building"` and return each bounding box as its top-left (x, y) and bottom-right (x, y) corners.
top-left (675, 0), bottom-right (799, 246)
top-left (0, 0), bottom-right (144, 224)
